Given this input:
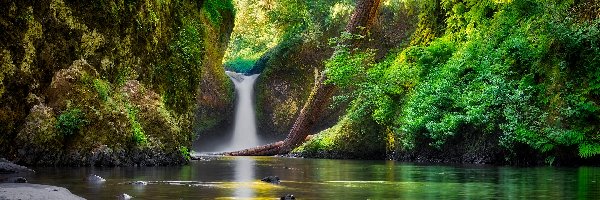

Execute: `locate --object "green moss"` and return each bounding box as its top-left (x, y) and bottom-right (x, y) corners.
top-left (156, 14), bottom-right (207, 115)
top-left (93, 79), bottom-right (111, 102)
top-left (295, 102), bottom-right (386, 158)
top-left (80, 29), bottom-right (105, 57)
top-left (20, 7), bottom-right (43, 75)
top-left (0, 50), bottom-right (16, 98)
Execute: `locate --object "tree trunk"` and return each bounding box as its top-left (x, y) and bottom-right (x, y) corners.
top-left (225, 0), bottom-right (381, 156)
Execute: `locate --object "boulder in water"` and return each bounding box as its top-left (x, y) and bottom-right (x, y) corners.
top-left (131, 181), bottom-right (148, 185)
top-left (117, 193), bottom-right (133, 200)
top-left (86, 174), bottom-right (106, 183)
top-left (0, 158), bottom-right (35, 183)
top-left (280, 194), bottom-right (296, 200)
top-left (261, 176), bottom-right (280, 184)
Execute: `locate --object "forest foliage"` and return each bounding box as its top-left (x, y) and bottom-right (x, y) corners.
top-left (291, 0), bottom-right (600, 164)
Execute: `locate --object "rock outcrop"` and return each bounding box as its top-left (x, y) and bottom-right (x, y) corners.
top-left (0, 183), bottom-right (85, 200)
top-left (0, 0), bottom-right (235, 166)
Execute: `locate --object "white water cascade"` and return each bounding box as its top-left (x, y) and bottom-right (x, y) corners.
top-left (222, 71), bottom-right (260, 151)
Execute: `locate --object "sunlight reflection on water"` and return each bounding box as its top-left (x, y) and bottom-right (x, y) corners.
top-left (233, 156), bottom-right (256, 198)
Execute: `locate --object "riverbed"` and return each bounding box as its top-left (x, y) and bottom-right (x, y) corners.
top-left (28, 156), bottom-right (600, 199)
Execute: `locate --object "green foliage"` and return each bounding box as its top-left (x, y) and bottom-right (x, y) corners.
top-left (179, 146), bottom-right (191, 161)
top-left (309, 0), bottom-right (600, 163)
top-left (93, 79), bottom-right (111, 102)
top-left (224, 57), bottom-right (256, 73)
top-left (125, 103), bottom-right (147, 145)
top-left (56, 108), bottom-right (86, 137)
top-left (224, 0), bottom-right (349, 69)
top-left (203, 0), bottom-right (235, 26)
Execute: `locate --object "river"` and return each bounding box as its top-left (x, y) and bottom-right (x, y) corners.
top-left (28, 156), bottom-right (600, 199)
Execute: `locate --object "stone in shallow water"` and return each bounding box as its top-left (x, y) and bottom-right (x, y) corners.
top-left (0, 158), bottom-right (35, 183)
top-left (280, 194), bottom-right (295, 200)
top-left (261, 176), bottom-right (280, 184)
top-left (117, 193), bottom-right (133, 200)
top-left (86, 174), bottom-right (106, 183)
top-left (131, 181), bottom-right (148, 185)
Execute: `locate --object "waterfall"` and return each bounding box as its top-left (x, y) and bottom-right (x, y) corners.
top-left (222, 71), bottom-right (260, 151)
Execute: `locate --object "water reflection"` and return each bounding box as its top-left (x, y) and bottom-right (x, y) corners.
top-left (234, 157), bottom-right (256, 198)
top-left (29, 157), bottom-right (600, 199)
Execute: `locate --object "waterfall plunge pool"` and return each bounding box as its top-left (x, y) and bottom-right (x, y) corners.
top-left (27, 156), bottom-right (600, 199)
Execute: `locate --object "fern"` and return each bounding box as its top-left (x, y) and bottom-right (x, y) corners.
top-left (579, 143), bottom-right (600, 158)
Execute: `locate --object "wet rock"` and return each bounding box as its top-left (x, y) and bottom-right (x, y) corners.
top-left (0, 183), bottom-right (85, 200)
top-left (86, 174), bottom-right (106, 183)
top-left (131, 181), bottom-right (147, 185)
top-left (280, 194), bottom-right (296, 200)
top-left (225, 71), bottom-right (245, 82)
top-left (117, 193), bottom-right (133, 200)
top-left (0, 158), bottom-right (35, 174)
top-left (0, 158), bottom-right (35, 183)
top-left (3, 177), bottom-right (27, 183)
top-left (261, 176), bottom-right (280, 184)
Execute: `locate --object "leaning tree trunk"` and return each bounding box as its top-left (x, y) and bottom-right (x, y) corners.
top-left (226, 0), bottom-right (381, 156)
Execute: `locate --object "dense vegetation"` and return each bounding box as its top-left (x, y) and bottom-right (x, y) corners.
top-left (0, 0), bottom-right (235, 166)
top-left (294, 0), bottom-right (600, 165)
top-left (2, 0), bottom-right (598, 166)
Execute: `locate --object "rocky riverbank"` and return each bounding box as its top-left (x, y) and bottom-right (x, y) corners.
top-left (0, 183), bottom-right (84, 200)
top-left (14, 145), bottom-right (188, 167)
top-left (0, 158), bottom-right (85, 200)
top-left (0, 158), bottom-right (34, 183)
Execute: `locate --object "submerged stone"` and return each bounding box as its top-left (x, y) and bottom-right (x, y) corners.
top-left (131, 181), bottom-right (148, 185)
top-left (280, 194), bottom-right (295, 200)
top-left (261, 176), bottom-right (280, 184)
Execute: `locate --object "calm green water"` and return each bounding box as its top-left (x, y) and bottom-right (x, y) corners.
top-left (29, 156), bottom-right (600, 199)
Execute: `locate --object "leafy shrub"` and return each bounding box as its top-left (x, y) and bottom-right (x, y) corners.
top-left (56, 108), bottom-right (86, 137)
top-left (125, 103), bottom-right (147, 145)
top-left (179, 146), bottom-right (191, 160)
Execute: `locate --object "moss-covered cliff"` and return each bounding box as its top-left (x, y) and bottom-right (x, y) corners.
top-left (295, 0), bottom-right (600, 165)
top-left (0, 0), bottom-right (234, 166)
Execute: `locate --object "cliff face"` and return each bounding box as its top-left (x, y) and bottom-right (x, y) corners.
top-left (196, 0), bottom-right (235, 136)
top-left (254, 38), bottom-right (336, 139)
top-left (0, 0), bottom-right (234, 166)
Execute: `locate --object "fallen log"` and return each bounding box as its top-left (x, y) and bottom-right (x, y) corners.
top-left (226, 141), bottom-right (284, 156)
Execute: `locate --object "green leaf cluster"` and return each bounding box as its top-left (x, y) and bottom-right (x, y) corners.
top-left (56, 108), bottom-right (86, 138)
